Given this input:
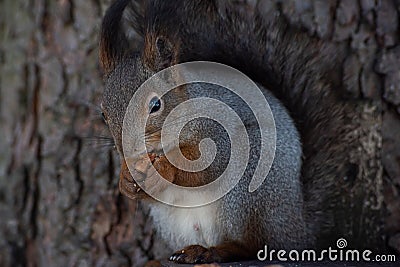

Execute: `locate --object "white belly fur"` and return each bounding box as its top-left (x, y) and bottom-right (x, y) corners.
top-left (148, 201), bottom-right (221, 250)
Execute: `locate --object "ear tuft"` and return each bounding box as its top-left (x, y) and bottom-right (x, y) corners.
top-left (100, 0), bottom-right (146, 74)
top-left (122, 0), bottom-right (146, 39)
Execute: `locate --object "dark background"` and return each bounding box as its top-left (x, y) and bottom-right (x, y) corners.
top-left (0, 0), bottom-right (399, 266)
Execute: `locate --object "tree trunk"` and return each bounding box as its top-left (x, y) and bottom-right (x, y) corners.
top-left (0, 0), bottom-right (399, 267)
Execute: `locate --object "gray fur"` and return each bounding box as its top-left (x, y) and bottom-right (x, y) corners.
top-left (103, 53), bottom-right (305, 252)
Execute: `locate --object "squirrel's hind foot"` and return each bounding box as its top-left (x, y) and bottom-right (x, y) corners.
top-left (169, 245), bottom-right (210, 264)
top-left (169, 243), bottom-right (251, 264)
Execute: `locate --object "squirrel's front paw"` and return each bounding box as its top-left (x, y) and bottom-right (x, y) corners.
top-left (169, 245), bottom-right (217, 264)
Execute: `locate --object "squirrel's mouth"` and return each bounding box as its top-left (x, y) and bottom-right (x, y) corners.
top-left (119, 152), bottom-right (168, 200)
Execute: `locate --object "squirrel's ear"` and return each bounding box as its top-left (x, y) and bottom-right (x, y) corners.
top-left (100, 0), bottom-right (145, 74)
top-left (155, 36), bottom-right (176, 69)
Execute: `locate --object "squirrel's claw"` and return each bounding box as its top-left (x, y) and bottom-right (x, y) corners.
top-left (168, 253), bottom-right (184, 262)
top-left (169, 245), bottom-right (212, 264)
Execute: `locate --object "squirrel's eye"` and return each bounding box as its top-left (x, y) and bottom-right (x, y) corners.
top-left (149, 96), bottom-right (161, 114)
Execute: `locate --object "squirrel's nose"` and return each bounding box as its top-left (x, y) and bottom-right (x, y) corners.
top-left (120, 158), bottom-right (148, 184)
top-left (125, 154), bottom-right (157, 176)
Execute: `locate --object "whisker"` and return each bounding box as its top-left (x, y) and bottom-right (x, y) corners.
top-left (85, 135), bottom-right (114, 140)
top-left (82, 135), bottom-right (115, 149)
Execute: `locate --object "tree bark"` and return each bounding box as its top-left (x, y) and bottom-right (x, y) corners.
top-left (0, 0), bottom-right (399, 267)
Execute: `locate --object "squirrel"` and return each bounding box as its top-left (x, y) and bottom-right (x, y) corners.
top-left (99, 0), bottom-right (386, 264)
